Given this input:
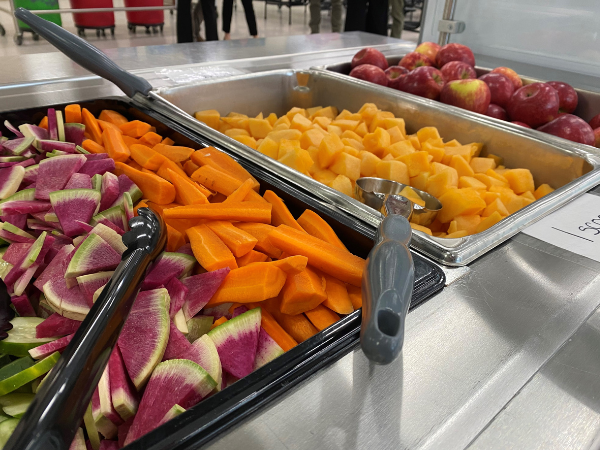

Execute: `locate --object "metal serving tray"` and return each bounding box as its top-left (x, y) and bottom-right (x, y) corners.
top-left (141, 69), bottom-right (600, 266)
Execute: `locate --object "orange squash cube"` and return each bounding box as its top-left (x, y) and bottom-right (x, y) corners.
top-left (257, 137), bottom-right (279, 159)
top-left (408, 135), bottom-right (421, 150)
top-left (431, 163), bottom-right (458, 184)
top-left (248, 118), bottom-right (273, 139)
top-left (470, 157), bottom-right (497, 173)
top-left (441, 145), bottom-right (472, 165)
top-left (438, 188), bottom-right (486, 223)
top-left (313, 169), bottom-right (337, 186)
top-left (503, 168), bottom-right (535, 194)
top-left (342, 146), bottom-right (360, 158)
top-left (290, 114), bottom-right (313, 132)
top-left (222, 116), bottom-right (250, 131)
top-left (313, 116), bottom-right (332, 129)
top-left (469, 142), bottom-right (483, 157)
top-left (410, 223), bottom-right (432, 235)
top-left (383, 118), bottom-right (406, 134)
top-left (487, 154), bottom-right (503, 166)
top-left (312, 106), bottom-right (337, 119)
top-left (330, 174), bottom-right (353, 197)
top-left (224, 128), bottom-right (250, 138)
top-left (355, 122), bottom-right (369, 137)
top-left (331, 119), bottom-right (360, 131)
top-left (447, 220), bottom-right (459, 234)
top-left (376, 160), bottom-right (410, 185)
top-left (194, 109), bottom-right (220, 129)
top-left (446, 230), bottom-right (468, 238)
top-left (359, 151), bottom-right (381, 177)
top-left (369, 111), bottom-right (395, 132)
top-left (358, 103), bottom-right (379, 124)
top-left (410, 172), bottom-right (430, 191)
top-left (317, 133), bottom-right (344, 168)
top-left (450, 154), bottom-right (475, 178)
top-left (233, 135), bottom-right (257, 149)
top-left (505, 196), bottom-right (526, 214)
top-left (444, 139), bottom-right (461, 147)
top-left (266, 113), bottom-right (278, 126)
top-left (307, 146), bottom-right (320, 175)
top-left (398, 186), bottom-right (425, 206)
top-left (421, 141), bottom-right (445, 163)
top-left (273, 123), bottom-right (290, 131)
top-left (286, 107), bottom-right (307, 120)
top-left (278, 148), bottom-right (314, 173)
top-left (342, 130), bottom-right (363, 141)
top-left (386, 140), bottom-right (415, 158)
top-left (483, 198), bottom-right (509, 217)
top-left (416, 127), bottom-right (441, 143)
top-left (327, 125), bottom-right (343, 137)
top-left (306, 106), bottom-right (322, 118)
top-left (267, 129), bottom-right (302, 143)
top-left (485, 169), bottom-right (509, 186)
top-left (458, 176), bottom-right (487, 191)
top-left (382, 154), bottom-right (395, 161)
top-left (300, 128), bottom-right (326, 149)
top-left (483, 191), bottom-right (501, 205)
top-left (363, 127), bottom-right (391, 157)
top-left (278, 139), bottom-right (302, 159)
top-left (534, 183), bottom-right (554, 199)
top-left (330, 152), bottom-right (361, 181)
top-left (426, 170), bottom-right (457, 199)
top-left (273, 116), bottom-right (291, 128)
top-left (387, 126), bottom-right (406, 144)
top-left (521, 191), bottom-right (535, 201)
top-left (342, 138), bottom-right (365, 151)
top-left (454, 215), bottom-right (481, 234)
top-left (398, 151), bottom-right (431, 177)
top-left (475, 211), bottom-right (502, 233)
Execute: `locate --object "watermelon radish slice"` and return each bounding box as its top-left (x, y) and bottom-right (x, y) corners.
top-left (254, 327), bottom-right (284, 370)
top-left (158, 404), bottom-right (185, 426)
top-left (92, 174), bottom-right (102, 191)
top-left (64, 173), bottom-right (92, 190)
top-left (2, 213), bottom-right (27, 230)
top-left (36, 313), bottom-right (80, 338)
top-left (0, 200), bottom-right (51, 216)
top-left (181, 268), bottom-right (230, 320)
top-left (0, 317), bottom-right (54, 356)
top-left (92, 388), bottom-right (118, 439)
top-left (124, 359), bottom-right (216, 445)
top-left (50, 189), bottom-right (101, 237)
top-left (79, 159), bottom-right (116, 177)
top-left (33, 243), bottom-right (74, 291)
top-left (86, 154), bottom-right (108, 161)
top-left (56, 111), bottom-right (65, 142)
top-left (34, 154), bottom-right (87, 200)
top-left (0, 187), bottom-right (34, 204)
top-left (165, 277), bottom-right (188, 319)
top-left (98, 365), bottom-right (123, 426)
top-left (111, 175), bottom-right (142, 207)
top-left (123, 192), bottom-right (134, 223)
top-left (186, 334), bottom-right (222, 390)
top-left (47, 108), bottom-right (58, 141)
top-left (108, 347), bottom-right (138, 422)
top-left (118, 289), bottom-right (170, 390)
top-left (99, 441), bottom-right (119, 450)
top-left (22, 164), bottom-right (38, 185)
top-left (19, 124), bottom-right (48, 141)
top-left (65, 234), bottom-right (121, 278)
top-left (0, 166), bottom-right (25, 200)
top-left (76, 271), bottom-right (114, 307)
top-left (65, 123), bottom-right (85, 146)
top-left (4, 121), bottom-right (24, 138)
top-left (231, 305), bottom-right (249, 318)
top-left (3, 243), bottom-right (32, 265)
top-left (4, 231), bottom-right (47, 287)
top-left (0, 156), bottom-right (26, 163)
top-left (140, 252), bottom-right (196, 291)
top-left (202, 303), bottom-right (234, 320)
top-left (117, 419), bottom-right (133, 448)
top-left (2, 137), bottom-right (35, 156)
top-left (92, 285), bottom-right (106, 303)
top-left (11, 294), bottom-right (36, 317)
top-left (100, 172), bottom-right (119, 212)
top-left (89, 223), bottom-right (126, 254)
top-left (176, 243), bottom-right (193, 256)
top-left (13, 264), bottom-right (40, 297)
top-left (28, 333), bottom-right (74, 359)
top-left (208, 308), bottom-right (261, 379)
top-left (163, 321), bottom-right (193, 361)
top-left (0, 222), bottom-right (35, 244)
top-left (173, 309), bottom-right (188, 334)
top-left (45, 150), bottom-right (69, 158)
top-left (36, 140), bottom-right (77, 154)
top-left (91, 206), bottom-right (127, 232)
top-left (69, 428), bottom-right (85, 450)
top-left (186, 316), bottom-right (213, 343)
top-left (43, 276), bottom-right (90, 320)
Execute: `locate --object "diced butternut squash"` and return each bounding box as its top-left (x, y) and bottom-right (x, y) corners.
top-left (503, 168), bottom-right (535, 194)
top-left (470, 157), bottom-right (496, 173)
top-left (482, 198), bottom-right (509, 217)
top-left (534, 183), bottom-right (554, 199)
top-left (441, 145), bottom-right (472, 165)
top-left (458, 176), bottom-right (487, 191)
top-left (359, 151), bottom-right (381, 177)
top-left (376, 160), bottom-right (409, 185)
top-left (194, 109), bottom-right (220, 129)
top-left (398, 151), bottom-right (430, 177)
top-left (416, 126), bottom-right (441, 143)
top-left (410, 172), bottom-right (429, 192)
top-left (257, 137), bottom-right (279, 159)
top-left (279, 148), bottom-right (314, 173)
top-left (330, 175), bottom-right (353, 197)
top-left (410, 223), bottom-right (433, 235)
top-left (421, 141), bottom-right (445, 163)
top-left (426, 170), bottom-right (457, 199)
top-left (450, 154), bottom-right (475, 178)
top-left (438, 188), bottom-right (486, 223)
top-left (317, 133), bottom-right (344, 168)
top-left (475, 211), bottom-right (503, 233)
top-left (454, 215), bottom-right (481, 234)
top-left (313, 169), bottom-right (338, 187)
top-left (363, 127), bottom-right (390, 157)
top-left (330, 152), bottom-right (361, 181)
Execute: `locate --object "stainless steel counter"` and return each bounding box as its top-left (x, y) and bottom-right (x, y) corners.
top-left (2, 34), bottom-right (600, 450)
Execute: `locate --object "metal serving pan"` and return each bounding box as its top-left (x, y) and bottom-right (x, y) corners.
top-left (0, 96), bottom-right (444, 450)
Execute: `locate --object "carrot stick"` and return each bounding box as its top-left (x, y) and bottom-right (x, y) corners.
top-left (128, 160), bottom-right (143, 171)
top-left (234, 223), bottom-right (282, 258)
top-left (224, 179), bottom-right (254, 203)
top-left (119, 120), bottom-right (151, 138)
top-left (322, 274), bottom-right (354, 314)
top-left (166, 224), bottom-right (186, 252)
top-left (297, 209), bottom-right (347, 250)
top-left (186, 224), bottom-right (237, 272)
top-left (153, 144), bottom-right (195, 163)
top-left (268, 225), bottom-right (365, 286)
top-left (97, 120), bottom-right (123, 134)
top-left (205, 263), bottom-right (287, 306)
top-left (251, 255), bottom-right (308, 276)
top-left (129, 144), bottom-right (167, 171)
top-left (236, 250), bottom-right (269, 267)
top-left (99, 110), bottom-right (128, 126)
top-left (38, 116), bottom-right (48, 130)
top-left (114, 162), bottom-right (176, 205)
top-left (82, 108), bottom-right (103, 145)
top-left (161, 137), bottom-right (175, 145)
top-left (138, 131), bottom-right (163, 148)
top-left (304, 304), bottom-right (340, 331)
top-left (65, 104), bottom-right (82, 124)
top-left (156, 158), bottom-right (188, 183)
top-left (270, 309), bottom-right (318, 343)
top-left (122, 136), bottom-right (140, 148)
top-left (167, 169), bottom-right (209, 206)
top-left (191, 165), bottom-right (266, 203)
top-left (103, 128), bottom-right (131, 163)
top-left (279, 267), bottom-right (327, 315)
top-left (146, 201), bottom-right (197, 236)
top-left (183, 160), bottom-right (200, 177)
top-left (164, 201), bottom-right (271, 223)
top-left (347, 284), bottom-right (362, 309)
top-left (211, 316), bottom-right (228, 329)
top-left (263, 190), bottom-right (305, 232)
top-left (81, 139), bottom-right (106, 154)
top-left (206, 221), bottom-right (258, 257)
top-left (190, 147), bottom-right (259, 190)
top-left (247, 304), bottom-right (297, 351)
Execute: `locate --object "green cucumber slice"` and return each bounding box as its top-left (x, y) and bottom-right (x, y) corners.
top-left (0, 393), bottom-right (34, 418)
top-left (0, 355), bottom-right (11, 370)
top-left (0, 418), bottom-right (19, 447)
top-left (83, 402), bottom-right (100, 450)
top-left (0, 318), bottom-right (55, 357)
top-left (0, 352), bottom-right (59, 396)
top-left (0, 357), bottom-right (35, 382)
top-left (0, 412), bottom-right (11, 425)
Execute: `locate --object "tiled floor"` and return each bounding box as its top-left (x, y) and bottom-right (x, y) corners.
top-left (0, 0), bottom-right (418, 56)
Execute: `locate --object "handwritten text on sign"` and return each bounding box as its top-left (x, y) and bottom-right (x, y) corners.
top-left (522, 193), bottom-right (600, 263)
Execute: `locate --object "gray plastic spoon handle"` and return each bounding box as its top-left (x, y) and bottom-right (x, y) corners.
top-left (14, 8), bottom-right (152, 98)
top-left (361, 214), bottom-right (415, 364)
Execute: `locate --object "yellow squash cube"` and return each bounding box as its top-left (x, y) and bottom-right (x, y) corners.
top-left (386, 140), bottom-right (415, 158)
top-left (521, 191), bottom-right (535, 201)
top-left (475, 211), bottom-right (502, 233)
top-left (410, 172), bottom-right (430, 191)
top-left (382, 118), bottom-right (406, 134)
top-left (222, 116), bottom-right (250, 131)
top-left (470, 157), bottom-right (496, 173)
top-left (266, 129), bottom-right (302, 143)
top-left (330, 152), bottom-right (361, 181)
top-left (376, 160), bottom-right (410, 185)
top-left (255, 112), bottom-right (263, 120)
top-left (458, 176), bottom-right (487, 191)
top-left (272, 123), bottom-right (290, 131)
top-left (398, 151), bottom-right (431, 177)
top-left (410, 223), bottom-right (432, 235)
top-left (359, 151), bottom-right (381, 177)
top-left (331, 119), bottom-right (360, 131)
top-left (355, 122), bottom-right (369, 137)
top-left (426, 170), bottom-right (457, 199)
top-left (273, 116), bottom-right (291, 127)
top-left (503, 168), bottom-right (535, 194)
top-left (278, 139), bottom-right (302, 159)
top-left (469, 142), bottom-right (484, 157)
top-left (450, 154), bottom-right (475, 178)
top-left (219, 121), bottom-right (232, 133)
top-left (363, 127), bottom-right (391, 157)
top-left (482, 198), bottom-right (509, 217)
top-left (431, 163), bottom-right (458, 185)
top-left (286, 107), bottom-right (307, 120)
top-left (225, 128), bottom-right (250, 138)
top-left (534, 183), bottom-right (554, 199)
top-left (291, 114), bottom-right (313, 132)
top-left (313, 116), bottom-right (332, 129)
top-left (342, 146), bottom-right (360, 158)
top-left (438, 188), bottom-right (486, 223)
top-left (487, 154), bottom-right (503, 166)
top-left (387, 126), bottom-right (406, 144)
top-left (421, 141), bottom-right (445, 163)
top-left (382, 154), bottom-right (395, 161)
top-left (317, 133), bottom-right (344, 168)
top-left (341, 130), bottom-right (363, 141)
top-left (335, 109), bottom-right (353, 120)
top-left (441, 145), bottom-right (472, 165)
top-left (233, 135), bottom-right (257, 150)
top-left (454, 215), bottom-right (481, 235)
top-left (306, 106), bottom-right (322, 117)
top-left (266, 112), bottom-right (278, 126)
top-left (483, 191), bottom-right (501, 205)
top-left (278, 148), bottom-right (314, 174)
top-left (417, 127), bottom-right (441, 143)
top-left (248, 118), bottom-right (273, 139)
top-left (447, 221), bottom-right (458, 234)
top-left (369, 111), bottom-right (395, 132)
top-left (408, 135), bottom-right (421, 150)
top-left (194, 109), bottom-right (220, 129)
top-left (330, 174), bottom-right (353, 197)
top-left (300, 128), bottom-right (326, 149)
top-left (327, 125), bottom-right (343, 136)
top-left (485, 169), bottom-right (509, 186)
top-left (444, 139), bottom-right (461, 147)
top-left (358, 103), bottom-right (379, 124)
top-left (313, 169), bottom-right (337, 186)
top-left (257, 137), bottom-right (279, 159)
top-left (312, 106), bottom-right (337, 119)
top-left (306, 146), bottom-right (320, 175)
top-left (342, 138), bottom-right (365, 151)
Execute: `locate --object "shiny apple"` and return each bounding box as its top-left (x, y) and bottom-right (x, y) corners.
top-left (385, 66), bottom-right (409, 90)
top-left (485, 104), bottom-right (507, 120)
top-left (436, 43), bottom-right (475, 68)
top-left (396, 66), bottom-right (445, 100)
top-left (415, 42), bottom-right (441, 62)
top-left (490, 67), bottom-right (522, 90)
top-left (547, 81), bottom-right (578, 114)
top-left (589, 114), bottom-right (600, 130)
top-left (440, 61), bottom-right (477, 82)
top-left (506, 83), bottom-right (560, 128)
top-left (399, 52), bottom-right (435, 71)
top-left (537, 114), bottom-right (595, 146)
top-left (594, 128), bottom-right (600, 148)
top-left (349, 64), bottom-right (388, 86)
top-left (440, 79), bottom-right (491, 114)
top-left (511, 121), bottom-right (532, 128)
top-left (478, 73), bottom-right (515, 108)
top-left (351, 48), bottom-right (388, 70)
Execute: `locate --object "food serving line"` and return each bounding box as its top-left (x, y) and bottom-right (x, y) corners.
top-left (2, 31), bottom-right (600, 449)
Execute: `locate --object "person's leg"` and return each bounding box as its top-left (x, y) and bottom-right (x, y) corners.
top-left (389, 0), bottom-right (403, 38)
top-left (344, 0), bottom-right (367, 32)
top-left (241, 0), bottom-right (258, 36)
top-left (331, 0), bottom-right (342, 32)
top-left (365, 0), bottom-right (389, 35)
top-left (222, 0), bottom-right (233, 38)
top-left (176, 0), bottom-right (193, 43)
top-left (309, 0), bottom-right (321, 34)
top-left (201, 0), bottom-right (219, 40)
top-left (192, 1), bottom-right (204, 40)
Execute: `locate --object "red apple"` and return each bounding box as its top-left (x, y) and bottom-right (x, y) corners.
top-left (537, 114), bottom-right (595, 146)
top-left (349, 64), bottom-right (388, 86)
top-left (399, 52), bottom-right (434, 71)
top-left (490, 67), bottom-right (522, 90)
top-left (589, 114), bottom-right (600, 130)
top-left (385, 66), bottom-right (409, 90)
top-left (506, 83), bottom-right (560, 128)
top-left (396, 66), bottom-right (445, 100)
top-left (485, 104), bottom-right (507, 120)
top-left (547, 81), bottom-right (578, 114)
top-left (440, 61), bottom-right (477, 82)
top-left (415, 42), bottom-right (441, 62)
top-left (440, 79), bottom-right (491, 114)
top-left (478, 73), bottom-right (515, 108)
top-left (436, 43), bottom-right (475, 68)
top-left (594, 128), bottom-right (600, 148)
top-left (351, 48), bottom-right (388, 70)
top-left (511, 121), bottom-right (532, 128)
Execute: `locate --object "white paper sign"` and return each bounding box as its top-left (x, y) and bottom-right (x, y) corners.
top-left (522, 193), bottom-right (600, 263)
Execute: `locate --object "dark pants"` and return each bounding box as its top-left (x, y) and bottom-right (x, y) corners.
top-left (201, 0), bottom-right (220, 40)
top-left (344, 0), bottom-right (389, 36)
top-left (222, 0), bottom-right (258, 36)
top-left (179, 0), bottom-right (218, 41)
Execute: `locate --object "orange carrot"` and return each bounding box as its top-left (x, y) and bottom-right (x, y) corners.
top-left (97, 120), bottom-right (123, 134)
top-left (253, 255), bottom-right (308, 276)
top-left (246, 304), bottom-right (297, 351)
top-left (270, 309), bottom-right (318, 343)
top-left (128, 160), bottom-right (143, 171)
top-left (38, 116), bottom-right (48, 130)
top-left (297, 209), bottom-right (347, 250)
top-left (161, 137), bottom-right (175, 145)
top-left (138, 131), bottom-right (163, 148)
top-left (167, 169), bottom-right (209, 206)
top-left (130, 144), bottom-right (167, 171)
top-left (103, 128), bottom-right (131, 163)
top-left (82, 108), bottom-right (103, 144)
top-left (224, 179), bottom-right (254, 203)
top-left (304, 304), bottom-right (340, 331)
top-left (133, 199), bottom-right (149, 216)
top-left (81, 139), bottom-right (106, 154)
top-left (164, 201), bottom-right (271, 223)
top-left (186, 224), bottom-right (237, 271)
top-left (166, 224), bottom-right (186, 252)
top-left (322, 274), bottom-right (353, 314)
top-left (347, 284), bottom-right (362, 309)
top-left (146, 201), bottom-right (197, 236)
top-left (183, 160), bottom-right (200, 177)
top-left (114, 162), bottom-right (176, 205)
top-left (269, 225), bottom-right (365, 286)
top-left (234, 223), bottom-right (282, 259)
top-left (84, 131), bottom-right (92, 141)
top-left (206, 221), bottom-right (258, 257)
top-left (122, 136), bottom-right (140, 148)
top-left (153, 143), bottom-right (195, 163)
top-left (236, 250), bottom-right (269, 267)
top-left (99, 109), bottom-right (128, 126)
top-left (156, 158), bottom-right (188, 183)
top-left (119, 120), bottom-right (151, 138)
top-left (205, 263), bottom-right (287, 306)
top-left (191, 147), bottom-right (259, 190)
top-left (211, 316), bottom-right (228, 329)
top-left (263, 190), bottom-right (305, 232)
top-left (65, 104), bottom-right (82, 124)
top-left (191, 165), bottom-right (266, 203)
top-left (279, 267), bottom-right (327, 315)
